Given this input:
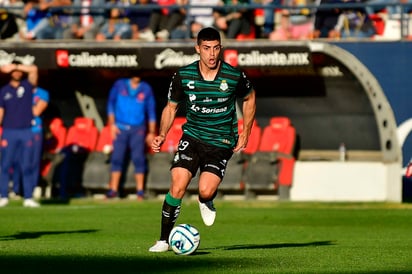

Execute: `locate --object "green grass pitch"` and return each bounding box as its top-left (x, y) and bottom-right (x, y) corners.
top-left (0, 198), bottom-right (411, 274)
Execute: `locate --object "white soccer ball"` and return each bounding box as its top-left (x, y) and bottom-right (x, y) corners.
top-left (168, 224), bottom-right (200, 255)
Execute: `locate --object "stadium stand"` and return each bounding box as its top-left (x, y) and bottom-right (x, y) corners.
top-left (244, 117), bottom-right (297, 199)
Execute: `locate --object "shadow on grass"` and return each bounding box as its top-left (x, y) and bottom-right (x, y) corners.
top-left (0, 255), bottom-right (248, 274)
top-left (216, 240), bottom-right (336, 250)
top-left (0, 229), bottom-right (99, 241)
top-left (0, 240), bottom-right (410, 274)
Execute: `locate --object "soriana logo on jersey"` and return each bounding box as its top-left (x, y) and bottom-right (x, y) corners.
top-left (55, 49), bottom-right (138, 68)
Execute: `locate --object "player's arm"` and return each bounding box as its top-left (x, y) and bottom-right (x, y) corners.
top-left (233, 89), bottom-right (256, 153)
top-left (151, 101), bottom-right (179, 153)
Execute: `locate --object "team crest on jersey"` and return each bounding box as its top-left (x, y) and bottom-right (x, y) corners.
top-left (219, 80), bottom-right (229, 92)
top-left (17, 87), bottom-right (25, 98)
top-left (137, 93), bottom-right (145, 101)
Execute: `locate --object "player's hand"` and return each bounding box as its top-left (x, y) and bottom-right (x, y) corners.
top-left (152, 135), bottom-right (165, 153)
top-left (233, 134), bottom-right (248, 153)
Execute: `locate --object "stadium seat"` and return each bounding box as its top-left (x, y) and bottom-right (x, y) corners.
top-left (65, 117), bottom-right (99, 152)
top-left (39, 118), bottom-right (67, 195)
top-left (146, 117), bottom-right (186, 197)
top-left (43, 117), bottom-right (67, 155)
top-left (82, 124), bottom-right (113, 192)
top-left (236, 25), bottom-right (256, 40)
top-left (217, 119), bottom-right (261, 195)
top-left (52, 117), bottom-right (99, 198)
top-left (243, 117), bottom-right (297, 198)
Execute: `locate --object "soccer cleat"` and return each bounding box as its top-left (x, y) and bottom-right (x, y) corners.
top-left (105, 189), bottom-right (118, 199)
top-left (148, 240), bottom-right (169, 252)
top-left (0, 198), bottom-right (9, 207)
top-left (198, 200), bottom-right (216, 226)
top-left (23, 199), bottom-right (40, 208)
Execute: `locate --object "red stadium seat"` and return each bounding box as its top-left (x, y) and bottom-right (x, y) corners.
top-left (95, 124), bottom-right (113, 153)
top-left (40, 118), bottom-right (67, 180)
top-left (159, 117), bottom-right (186, 152)
top-left (236, 25), bottom-right (256, 40)
top-left (82, 124), bottom-right (113, 192)
top-left (238, 118), bottom-right (261, 155)
top-left (192, 118), bottom-right (262, 196)
top-left (52, 117), bottom-right (99, 198)
top-left (43, 117), bottom-right (67, 154)
top-left (65, 117), bottom-right (99, 152)
top-left (244, 117), bottom-right (297, 198)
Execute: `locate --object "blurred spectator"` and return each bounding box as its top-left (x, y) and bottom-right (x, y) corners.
top-left (95, 6), bottom-right (132, 40)
top-left (27, 0), bottom-right (72, 39)
top-left (170, 0), bottom-right (221, 39)
top-left (105, 74), bottom-right (157, 200)
top-left (0, 61), bottom-right (39, 207)
top-left (23, 0), bottom-right (50, 40)
top-left (138, 0), bottom-right (187, 41)
top-left (213, 0), bottom-right (254, 39)
top-left (311, 0), bottom-right (342, 38)
top-left (366, 0), bottom-right (412, 18)
top-left (269, 0), bottom-right (315, 40)
top-left (124, 0), bottom-right (152, 40)
top-left (260, 0), bottom-right (281, 38)
top-left (63, 0), bottom-right (106, 40)
top-left (331, 0), bottom-right (375, 38)
top-left (12, 86), bottom-right (49, 198)
top-left (0, 0), bottom-right (23, 40)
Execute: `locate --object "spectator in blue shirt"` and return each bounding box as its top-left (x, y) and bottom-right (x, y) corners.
top-left (106, 74), bottom-right (157, 200)
top-left (0, 61), bottom-right (39, 207)
top-left (12, 86), bottom-right (49, 197)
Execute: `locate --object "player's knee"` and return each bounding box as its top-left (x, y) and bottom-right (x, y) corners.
top-left (198, 187), bottom-right (216, 200)
top-left (169, 185), bottom-right (186, 199)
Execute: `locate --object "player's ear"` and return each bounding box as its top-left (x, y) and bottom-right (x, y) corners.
top-left (195, 45), bottom-right (200, 54)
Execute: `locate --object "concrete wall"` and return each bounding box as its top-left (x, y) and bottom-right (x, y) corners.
top-left (290, 161), bottom-right (402, 202)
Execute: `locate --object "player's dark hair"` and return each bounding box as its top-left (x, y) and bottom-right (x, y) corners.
top-left (197, 27), bottom-right (221, 45)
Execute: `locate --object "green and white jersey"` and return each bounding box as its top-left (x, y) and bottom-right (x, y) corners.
top-left (168, 60), bottom-right (253, 149)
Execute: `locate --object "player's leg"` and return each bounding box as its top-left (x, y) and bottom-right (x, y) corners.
top-left (197, 145), bottom-right (233, 226)
top-left (149, 167), bottom-right (192, 252)
top-left (149, 135), bottom-right (198, 252)
top-left (198, 172), bottom-right (221, 226)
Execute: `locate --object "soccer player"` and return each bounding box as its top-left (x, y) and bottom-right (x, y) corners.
top-left (149, 27), bottom-right (256, 252)
top-left (0, 61), bottom-right (39, 207)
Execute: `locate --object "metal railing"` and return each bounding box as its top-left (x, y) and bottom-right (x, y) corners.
top-left (1, 2), bottom-right (412, 40)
